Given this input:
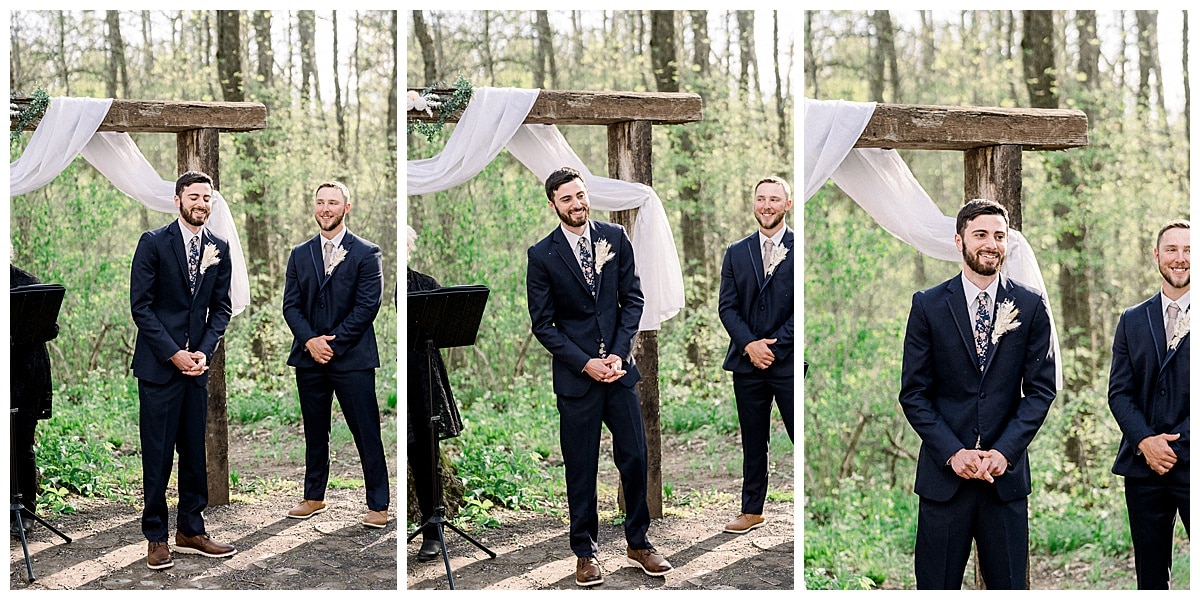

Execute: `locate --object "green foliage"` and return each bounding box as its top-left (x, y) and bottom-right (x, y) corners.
top-left (10, 87), bottom-right (50, 145)
top-left (407, 75), bottom-right (473, 141)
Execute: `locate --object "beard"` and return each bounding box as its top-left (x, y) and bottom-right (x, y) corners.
top-left (756, 210), bottom-right (786, 231)
top-left (317, 211), bottom-right (345, 232)
top-left (963, 245), bottom-right (1004, 276)
top-left (179, 205), bottom-right (209, 227)
top-left (1159, 261), bottom-right (1190, 290)
top-left (556, 204), bottom-right (589, 228)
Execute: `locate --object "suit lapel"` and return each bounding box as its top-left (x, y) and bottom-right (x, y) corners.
top-left (1144, 296), bottom-right (1166, 367)
top-left (759, 229), bottom-right (792, 291)
top-left (308, 235), bottom-right (326, 286)
top-left (747, 234), bottom-right (765, 287)
top-left (943, 276), bottom-right (979, 370)
top-left (552, 227), bottom-right (592, 296)
top-left (590, 223), bottom-right (604, 295)
top-left (167, 221), bottom-right (191, 297)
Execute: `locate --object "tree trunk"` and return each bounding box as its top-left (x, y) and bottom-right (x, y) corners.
top-left (1185, 12), bottom-right (1192, 139)
top-left (57, 12), bottom-right (71, 96)
top-left (1136, 11), bottom-right (1155, 111)
top-left (536, 10), bottom-right (557, 89)
top-left (332, 12), bottom-right (347, 163)
top-left (804, 12), bottom-right (818, 97)
top-left (773, 11), bottom-right (788, 158)
top-left (481, 11), bottom-right (496, 85)
top-left (412, 10), bottom-right (437, 86)
top-left (737, 11), bottom-right (756, 95)
top-left (299, 10), bottom-right (318, 105)
top-left (105, 11), bottom-right (129, 99)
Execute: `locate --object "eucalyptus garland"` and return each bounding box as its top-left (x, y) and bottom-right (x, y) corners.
top-left (10, 87), bottom-right (50, 146)
top-left (407, 75), bottom-right (473, 143)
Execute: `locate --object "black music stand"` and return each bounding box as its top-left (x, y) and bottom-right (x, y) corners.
top-left (9, 283), bottom-right (73, 583)
top-left (407, 285), bottom-right (495, 589)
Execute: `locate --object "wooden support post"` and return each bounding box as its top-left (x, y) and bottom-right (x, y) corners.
top-left (964, 145), bottom-right (1023, 230)
top-left (178, 128), bottom-right (231, 506)
top-left (607, 120), bottom-right (663, 519)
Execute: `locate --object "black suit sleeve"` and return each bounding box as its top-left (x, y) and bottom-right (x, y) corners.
top-left (282, 248), bottom-right (318, 345)
top-left (718, 246), bottom-right (756, 354)
top-left (899, 290), bottom-right (966, 465)
top-left (328, 244), bottom-right (384, 356)
top-left (1107, 311), bottom-right (1157, 448)
top-left (610, 226), bottom-right (644, 361)
top-left (527, 245), bottom-right (592, 374)
top-left (129, 231), bottom-right (182, 364)
top-left (195, 240), bottom-right (233, 361)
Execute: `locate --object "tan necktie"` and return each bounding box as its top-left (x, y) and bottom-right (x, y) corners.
top-left (1166, 302), bottom-right (1181, 348)
top-left (323, 240), bottom-right (334, 274)
top-left (763, 239), bottom-right (774, 276)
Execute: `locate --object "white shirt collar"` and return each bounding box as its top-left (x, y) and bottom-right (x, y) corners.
top-left (961, 271), bottom-right (999, 315)
top-left (177, 218), bottom-right (205, 253)
top-left (561, 221), bottom-right (592, 260)
top-left (758, 226), bottom-right (788, 248)
top-left (1160, 289), bottom-right (1190, 316)
top-left (319, 227), bottom-right (348, 248)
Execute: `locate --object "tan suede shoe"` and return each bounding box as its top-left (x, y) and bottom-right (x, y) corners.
top-left (723, 513), bottom-right (766, 534)
top-left (286, 499), bottom-right (328, 519)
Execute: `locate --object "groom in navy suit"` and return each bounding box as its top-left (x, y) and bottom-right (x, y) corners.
top-left (718, 176), bottom-right (795, 535)
top-left (1108, 219), bottom-right (1190, 589)
top-left (526, 167), bottom-right (672, 587)
top-left (899, 199), bottom-right (1057, 589)
top-left (130, 170), bottom-right (236, 570)
top-left (283, 181), bottom-right (390, 529)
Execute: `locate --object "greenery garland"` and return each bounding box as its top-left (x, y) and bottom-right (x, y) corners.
top-left (10, 87), bottom-right (50, 146)
top-left (406, 75), bottom-right (473, 143)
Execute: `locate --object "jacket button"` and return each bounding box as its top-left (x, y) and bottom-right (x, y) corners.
top-left (980, 392), bottom-right (986, 399)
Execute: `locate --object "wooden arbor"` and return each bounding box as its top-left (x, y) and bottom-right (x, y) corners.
top-left (408, 88), bottom-right (703, 517)
top-left (12, 97), bottom-right (268, 506)
top-left (853, 102), bottom-right (1088, 590)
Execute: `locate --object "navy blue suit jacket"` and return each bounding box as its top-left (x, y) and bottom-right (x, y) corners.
top-left (130, 221), bottom-right (233, 386)
top-left (1108, 294), bottom-right (1190, 482)
top-left (527, 221), bottom-right (643, 398)
top-left (899, 273), bottom-right (1057, 502)
top-left (718, 228), bottom-right (795, 376)
top-left (283, 230), bottom-right (383, 371)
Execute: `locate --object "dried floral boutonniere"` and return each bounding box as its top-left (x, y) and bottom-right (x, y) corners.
top-left (991, 299), bottom-right (1022, 344)
top-left (766, 243), bottom-right (789, 277)
top-left (1168, 311), bottom-right (1190, 351)
top-left (594, 238), bottom-right (615, 274)
top-left (199, 243), bottom-right (221, 275)
top-left (326, 245), bottom-right (349, 276)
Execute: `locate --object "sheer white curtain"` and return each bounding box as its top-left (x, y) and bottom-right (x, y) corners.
top-left (407, 87), bottom-right (684, 330)
top-left (804, 98), bottom-right (1062, 387)
top-left (10, 97), bottom-right (250, 314)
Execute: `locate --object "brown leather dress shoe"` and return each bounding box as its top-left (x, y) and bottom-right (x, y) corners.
top-left (363, 509), bottom-right (388, 528)
top-left (626, 547), bottom-right (673, 576)
top-left (175, 532), bottom-right (237, 558)
top-left (723, 513), bottom-right (766, 534)
top-left (147, 541), bottom-right (174, 570)
top-left (575, 556), bottom-right (604, 587)
top-left (286, 499), bottom-right (328, 519)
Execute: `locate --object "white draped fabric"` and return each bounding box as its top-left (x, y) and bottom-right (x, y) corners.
top-left (804, 98), bottom-right (1063, 387)
top-left (10, 97), bottom-right (250, 315)
top-left (407, 87), bottom-right (684, 330)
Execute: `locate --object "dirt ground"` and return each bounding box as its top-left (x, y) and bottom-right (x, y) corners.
top-left (9, 420), bottom-right (399, 591)
top-left (405, 432), bottom-right (796, 590)
top-left (11, 421), bottom-right (795, 591)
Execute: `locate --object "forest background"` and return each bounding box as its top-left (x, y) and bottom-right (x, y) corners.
top-left (6, 10), bottom-right (399, 518)
top-left (406, 10), bottom-right (796, 532)
top-left (804, 10), bottom-right (1191, 590)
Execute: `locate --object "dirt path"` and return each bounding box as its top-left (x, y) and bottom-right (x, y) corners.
top-left (406, 431), bottom-right (796, 590)
top-left (9, 420), bottom-right (399, 591)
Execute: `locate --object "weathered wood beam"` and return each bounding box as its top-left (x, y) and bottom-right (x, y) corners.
top-left (965, 145), bottom-right (1024, 230)
top-left (11, 98), bottom-right (267, 133)
top-left (408, 88), bottom-right (702, 125)
top-left (607, 120), bottom-right (663, 519)
top-left (179, 128), bottom-right (231, 507)
top-left (855, 103), bottom-right (1088, 151)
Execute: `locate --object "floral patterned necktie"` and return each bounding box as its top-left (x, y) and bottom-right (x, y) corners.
top-left (187, 235), bottom-right (200, 293)
top-left (578, 237), bottom-right (595, 295)
top-left (975, 291), bottom-right (991, 370)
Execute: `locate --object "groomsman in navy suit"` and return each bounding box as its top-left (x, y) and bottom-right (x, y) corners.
top-left (283, 181), bottom-right (390, 529)
top-left (1108, 219), bottom-right (1190, 589)
top-left (899, 199), bottom-right (1057, 589)
top-left (718, 176), bottom-right (795, 535)
top-left (526, 167), bottom-right (673, 587)
top-left (130, 170), bottom-right (236, 570)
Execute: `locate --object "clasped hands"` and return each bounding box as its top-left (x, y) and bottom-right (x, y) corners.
top-left (745, 338), bottom-right (778, 370)
top-left (950, 448), bottom-right (1009, 483)
top-left (171, 349), bottom-right (208, 377)
top-left (584, 355), bottom-right (626, 383)
top-left (1138, 432), bottom-right (1181, 475)
top-left (305, 334), bottom-right (337, 364)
